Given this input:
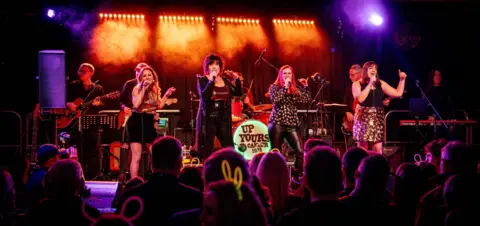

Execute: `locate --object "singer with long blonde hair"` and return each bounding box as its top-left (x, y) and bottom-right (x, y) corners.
top-left (127, 66), bottom-right (176, 178)
top-left (352, 61), bottom-right (406, 153)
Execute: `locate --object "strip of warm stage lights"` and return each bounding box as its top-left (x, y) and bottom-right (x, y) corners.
top-left (99, 13), bottom-right (145, 20)
top-left (216, 17), bottom-right (260, 24)
top-left (273, 19), bottom-right (315, 25)
top-left (159, 16), bottom-right (204, 21)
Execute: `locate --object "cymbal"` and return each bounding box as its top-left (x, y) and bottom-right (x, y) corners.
top-left (253, 104), bottom-right (272, 111)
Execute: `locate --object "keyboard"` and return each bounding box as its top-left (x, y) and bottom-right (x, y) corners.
top-left (99, 109), bottom-right (180, 114)
top-left (399, 120), bottom-right (477, 126)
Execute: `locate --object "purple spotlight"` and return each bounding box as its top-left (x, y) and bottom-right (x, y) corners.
top-left (47, 9), bottom-right (55, 18)
top-left (369, 13), bottom-right (383, 26)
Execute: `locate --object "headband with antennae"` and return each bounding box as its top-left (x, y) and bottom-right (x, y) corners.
top-left (414, 153), bottom-right (432, 164)
top-left (221, 160), bottom-right (243, 201)
top-left (82, 196), bottom-right (145, 225)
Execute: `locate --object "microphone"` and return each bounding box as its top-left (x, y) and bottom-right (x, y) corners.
top-left (415, 80), bottom-right (420, 87)
top-left (310, 73), bottom-right (330, 84)
top-left (189, 91), bottom-right (197, 98)
top-left (255, 48), bottom-right (267, 65)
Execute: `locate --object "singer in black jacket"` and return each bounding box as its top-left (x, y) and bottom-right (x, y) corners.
top-left (268, 65), bottom-right (311, 172)
top-left (195, 54), bottom-right (242, 160)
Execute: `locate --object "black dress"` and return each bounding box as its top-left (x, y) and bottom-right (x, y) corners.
top-left (353, 83), bottom-right (385, 142)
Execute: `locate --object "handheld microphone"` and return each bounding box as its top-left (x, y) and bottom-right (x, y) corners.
top-left (255, 48), bottom-right (267, 65)
top-left (415, 80), bottom-right (420, 87)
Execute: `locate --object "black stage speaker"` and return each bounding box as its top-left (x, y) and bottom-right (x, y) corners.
top-left (174, 128), bottom-right (195, 146)
top-left (38, 50), bottom-right (66, 109)
top-left (383, 146), bottom-right (403, 173)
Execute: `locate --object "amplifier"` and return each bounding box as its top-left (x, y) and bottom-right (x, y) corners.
top-left (383, 146), bottom-right (403, 173)
top-left (174, 128), bottom-right (195, 146)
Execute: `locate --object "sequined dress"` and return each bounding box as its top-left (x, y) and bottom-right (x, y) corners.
top-left (353, 83), bottom-right (385, 142)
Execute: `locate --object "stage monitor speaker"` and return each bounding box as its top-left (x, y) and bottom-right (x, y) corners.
top-left (38, 50), bottom-right (66, 109)
top-left (174, 128), bottom-right (195, 146)
top-left (383, 146), bottom-right (403, 173)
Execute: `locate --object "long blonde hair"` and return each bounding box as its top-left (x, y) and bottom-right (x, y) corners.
top-left (136, 66), bottom-right (161, 98)
top-left (256, 151), bottom-right (290, 215)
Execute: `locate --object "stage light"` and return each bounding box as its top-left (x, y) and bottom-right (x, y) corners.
top-left (273, 19), bottom-right (315, 26)
top-left (369, 13), bottom-right (383, 26)
top-left (159, 15), bottom-right (204, 23)
top-left (99, 13), bottom-right (145, 20)
top-left (46, 9), bottom-right (55, 18)
top-left (217, 17), bottom-right (260, 24)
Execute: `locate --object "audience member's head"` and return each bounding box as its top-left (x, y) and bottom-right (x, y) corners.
top-left (355, 154), bottom-right (390, 194)
top-left (249, 152), bottom-right (266, 175)
top-left (303, 138), bottom-right (330, 153)
top-left (150, 136), bottom-right (183, 175)
top-left (440, 141), bottom-right (477, 174)
top-left (201, 181), bottom-right (268, 226)
top-left (393, 163), bottom-right (428, 205)
top-left (418, 161), bottom-right (438, 180)
top-left (342, 147), bottom-right (369, 185)
top-left (203, 147), bottom-right (251, 189)
top-left (256, 151), bottom-right (289, 213)
top-left (37, 144), bottom-right (60, 167)
top-left (443, 173), bottom-right (480, 209)
top-left (303, 146), bottom-right (343, 197)
top-left (179, 167), bottom-right (204, 192)
top-left (424, 138), bottom-right (447, 171)
top-left (44, 159), bottom-right (84, 198)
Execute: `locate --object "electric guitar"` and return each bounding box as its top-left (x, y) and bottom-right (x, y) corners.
top-left (56, 91), bottom-right (120, 129)
top-left (117, 98), bottom-right (178, 129)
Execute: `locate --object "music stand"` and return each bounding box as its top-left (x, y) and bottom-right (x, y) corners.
top-left (409, 98), bottom-right (427, 143)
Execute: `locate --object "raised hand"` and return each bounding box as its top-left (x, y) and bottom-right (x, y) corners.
top-left (298, 78), bottom-right (308, 87)
top-left (398, 69), bottom-right (407, 80)
top-left (165, 87), bottom-right (176, 97)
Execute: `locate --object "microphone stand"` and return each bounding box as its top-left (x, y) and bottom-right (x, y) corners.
top-left (301, 80), bottom-right (326, 139)
top-left (260, 57), bottom-right (279, 71)
top-left (415, 82), bottom-right (448, 140)
top-left (189, 92), bottom-right (195, 146)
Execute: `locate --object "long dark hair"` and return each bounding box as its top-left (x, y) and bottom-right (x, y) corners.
top-left (360, 61), bottom-right (381, 87)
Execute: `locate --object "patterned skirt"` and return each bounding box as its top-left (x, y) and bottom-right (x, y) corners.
top-left (353, 105), bottom-right (385, 142)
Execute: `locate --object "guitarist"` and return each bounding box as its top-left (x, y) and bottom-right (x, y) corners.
top-left (343, 65), bottom-right (362, 146)
top-left (65, 63), bottom-right (104, 179)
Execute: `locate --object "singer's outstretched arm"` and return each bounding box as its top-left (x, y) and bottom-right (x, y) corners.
top-left (352, 81), bottom-right (373, 103)
top-left (297, 85), bottom-right (311, 104)
top-left (269, 84), bottom-right (288, 104)
top-left (198, 76), bottom-right (215, 101)
top-left (229, 77), bottom-right (242, 97)
top-left (381, 79), bottom-right (405, 98)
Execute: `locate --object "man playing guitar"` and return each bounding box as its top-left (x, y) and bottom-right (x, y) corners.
top-left (65, 63), bottom-right (104, 179)
top-left (343, 64), bottom-right (362, 136)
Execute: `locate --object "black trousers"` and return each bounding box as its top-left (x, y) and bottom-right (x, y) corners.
top-left (200, 110), bottom-right (233, 160)
top-left (268, 124), bottom-right (303, 171)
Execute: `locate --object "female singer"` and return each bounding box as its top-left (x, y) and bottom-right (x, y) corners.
top-left (196, 53), bottom-right (242, 160)
top-left (352, 61), bottom-right (406, 154)
top-left (268, 65), bottom-right (311, 172)
top-left (128, 66), bottom-right (176, 177)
